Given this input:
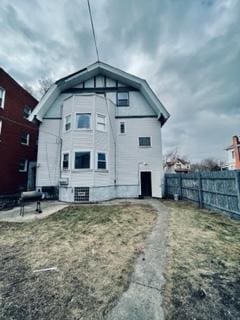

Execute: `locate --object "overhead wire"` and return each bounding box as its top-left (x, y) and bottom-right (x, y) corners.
top-left (87, 0), bottom-right (100, 62)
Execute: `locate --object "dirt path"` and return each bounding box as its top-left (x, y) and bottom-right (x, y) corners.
top-left (106, 199), bottom-right (169, 320)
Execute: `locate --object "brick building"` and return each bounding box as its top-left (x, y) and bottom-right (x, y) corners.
top-left (0, 68), bottom-right (38, 195)
top-left (225, 135), bottom-right (240, 170)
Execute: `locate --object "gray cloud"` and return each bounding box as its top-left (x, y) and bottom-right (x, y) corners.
top-left (0, 0), bottom-right (239, 162)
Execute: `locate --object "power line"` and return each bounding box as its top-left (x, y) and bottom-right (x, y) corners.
top-left (87, 0), bottom-right (100, 61)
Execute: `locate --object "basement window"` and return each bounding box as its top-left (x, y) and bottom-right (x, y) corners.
top-left (19, 159), bottom-right (28, 172)
top-left (139, 137), bottom-right (151, 147)
top-left (0, 87), bottom-right (6, 109)
top-left (116, 92), bottom-right (129, 106)
top-left (75, 152), bottom-right (90, 169)
top-left (21, 133), bottom-right (30, 145)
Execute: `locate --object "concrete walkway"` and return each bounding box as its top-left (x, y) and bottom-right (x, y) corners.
top-left (106, 199), bottom-right (169, 320)
top-left (0, 201), bottom-right (68, 222)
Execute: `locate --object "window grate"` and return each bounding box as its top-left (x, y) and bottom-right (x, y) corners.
top-left (74, 187), bottom-right (89, 202)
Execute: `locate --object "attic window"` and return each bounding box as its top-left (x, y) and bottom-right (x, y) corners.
top-left (116, 92), bottom-right (129, 107)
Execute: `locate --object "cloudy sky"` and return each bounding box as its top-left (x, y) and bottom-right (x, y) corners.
top-left (1, 0), bottom-right (239, 162)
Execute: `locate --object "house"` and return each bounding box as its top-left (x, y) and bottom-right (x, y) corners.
top-left (29, 61), bottom-right (170, 202)
top-left (224, 135), bottom-right (240, 170)
top-left (164, 158), bottom-right (191, 173)
top-left (0, 68), bottom-right (38, 195)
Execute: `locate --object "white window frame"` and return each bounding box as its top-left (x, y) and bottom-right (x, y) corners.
top-left (73, 150), bottom-right (92, 170)
top-left (64, 114), bottom-right (71, 131)
top-left (138, 136), bottom-right (152, 147)
top-left (96, 152), bottom-right (107, 170)
top-left (21, 133), bottom-right (30, 146)
top-left (96, 114), bottom-right (106, 131)
top-left (120, 122), bottom-right (126, 134)
top-left (19, 159), bottom-right (28, 172)
top-left (0, 87), bottom-right (6, 109)
top-left (76, 113), bottom-right (91, 130)
top-left (116, 91), bottom-right (129, 107)
top-left (62, 152), bottom-right (70, 170)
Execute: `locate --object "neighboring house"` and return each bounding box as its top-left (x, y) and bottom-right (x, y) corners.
top-left (0, 68), bottom-right (38, 195)
top-left (164, 158), bottom-right (191, 173)
top-left (29, 61), bottom-right (169, 202)
top-left (224, 135), bottom-right (240, 170)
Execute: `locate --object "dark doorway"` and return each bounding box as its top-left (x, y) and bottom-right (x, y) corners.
top-left (141, 171), bottom-right (152, 197)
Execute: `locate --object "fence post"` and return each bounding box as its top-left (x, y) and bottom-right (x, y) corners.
top-left (235, 171), bottom-right (240, 212)
top-left (198, 173), bottom-right (203, 209)
top-left (164, 175), bottom-right (168, 198)
top-left (179, 174), bottom-right (182, 200)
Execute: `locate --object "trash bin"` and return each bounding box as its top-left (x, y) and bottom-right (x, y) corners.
top-left (174, 194), bottom-right (179, 201)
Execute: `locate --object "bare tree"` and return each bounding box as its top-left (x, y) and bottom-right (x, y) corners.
top-left (38, 78), bottom-right (53, 97)
top-left (23, 83), bottom-right (35, 97)
top-left (191, 157), bottom-right (221, 172)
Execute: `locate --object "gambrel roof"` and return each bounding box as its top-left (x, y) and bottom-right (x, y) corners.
top-left (29, 61), bottom-right (170, 125)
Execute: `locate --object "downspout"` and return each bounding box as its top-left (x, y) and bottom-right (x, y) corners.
top-left (59, 104), bottom-right (64, 193)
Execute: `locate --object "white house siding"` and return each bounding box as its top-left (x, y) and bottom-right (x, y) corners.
top-left (116, 117), bottom-right (163, 198)
top-left (36, 119), bottom-right (61, 188)
top-left (36, 73), bottom-right (165, 201)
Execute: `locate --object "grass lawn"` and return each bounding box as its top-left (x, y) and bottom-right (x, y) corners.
top-left (163, 200), bottom-right (240, 320)
top-left (0, 203), bottom-right (156, 320)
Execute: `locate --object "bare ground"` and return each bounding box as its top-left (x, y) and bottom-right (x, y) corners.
top-left (0, 203), bottom-right (157, 320)
top-left (163, 200), bottom-right (240, 320)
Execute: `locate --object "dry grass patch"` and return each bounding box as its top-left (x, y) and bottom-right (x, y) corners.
top-left (163, 200), bottom-right (240, 320)
top-left (0, 203), bottom-right (156, 320)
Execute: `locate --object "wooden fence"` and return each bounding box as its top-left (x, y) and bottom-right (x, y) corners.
top-left (164, 171), bottom-right (240, 218)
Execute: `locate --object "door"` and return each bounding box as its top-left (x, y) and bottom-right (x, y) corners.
top-left (141, 171), bottom-right (152, 197)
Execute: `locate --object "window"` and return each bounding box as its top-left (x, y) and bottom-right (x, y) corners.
top-left (120, 122), bottom-right (125, 134)
top-left (0, 87), bottom-right (6, 109)
top-left (139, 137), bottom-right (151, 147)
top-left (76, 113), bottom-right (91, 129)
top-left (75, 152), bottom-right (90, 169)
top-left (97, 153), bottom-right (106, 169)
top-left (21, 133), bottom-right (30, 145)
top-left (63, 153), bottom-right (69, 170)
top-left (65, 115), bottom-right (71, 131)
top-left (19, 159), bottom-right (28, 172)
top-left (23, 106), bottom-right (31, 119)
top-left (96, 114), bottom-right (106, 131)
top-left (116, 92), bottom-right (129, 106)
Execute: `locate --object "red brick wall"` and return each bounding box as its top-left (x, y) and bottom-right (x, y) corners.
top-left (0, 68), bottom-right (38, 194)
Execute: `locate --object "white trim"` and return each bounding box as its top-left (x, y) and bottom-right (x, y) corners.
top-left (64, 114), bottom-right (71, 132)
top-left (62, 151), bottom-right (70, 170)
top-left (138, 136), bottom-right (152, 147)
top-left (0, 119), bottom-right (2, 135)
top-left (28, 62), bottom-right (170, 124)
top-left (72, 149), bottom-right (93, 170)
top-left (21, 133), bottom-right (30, 146)
top-left (19, 159), bottom-right (28, 172)
top-left (96, 151), bottom-right (108, 170)
top-left (96, 113), bottom-right (107, 132)
top-left (75, 112), bottom-right (92, 130)
top-left (0, 87), bottom-right (6, 109)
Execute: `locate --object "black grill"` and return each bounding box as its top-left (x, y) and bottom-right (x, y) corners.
top-left (74, 187), bottom-right (89, 202)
